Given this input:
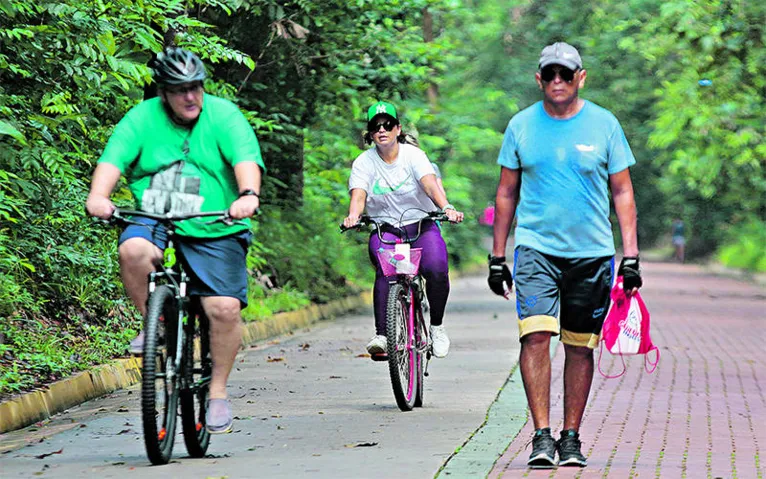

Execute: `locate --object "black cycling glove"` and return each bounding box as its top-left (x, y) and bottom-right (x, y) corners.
top-left (618, 256), bottom-right (643, 292)
top-left (488, 255), bottom-right (513, 297)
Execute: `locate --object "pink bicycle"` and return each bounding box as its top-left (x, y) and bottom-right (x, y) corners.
top-left (342, 212), bottom-right (451, 411)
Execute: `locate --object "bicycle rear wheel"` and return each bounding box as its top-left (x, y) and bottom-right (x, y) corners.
top-left (141, 284), bottom-right (180, 465)
top-left (386, 283), bottom-right (417, 411)
top-left (181, 309), bottom-right (212, 457)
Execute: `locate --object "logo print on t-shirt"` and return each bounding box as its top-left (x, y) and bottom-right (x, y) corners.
top-left (141, 161), bottom-right (204, 215)
top-left (575, 144), bottom-right (595, 152)
top-left (372, 177), bottom-right (408, 195)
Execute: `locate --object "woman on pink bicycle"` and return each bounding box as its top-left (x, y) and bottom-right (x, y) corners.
top-left (342, 101), bottom-right (464, 358)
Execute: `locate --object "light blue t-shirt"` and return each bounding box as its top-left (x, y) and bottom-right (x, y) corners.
top-left (497, 100), bottom-right (636, 258)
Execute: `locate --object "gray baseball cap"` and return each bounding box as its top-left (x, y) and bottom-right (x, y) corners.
top-left (538, 42), bottom-right (582, 71)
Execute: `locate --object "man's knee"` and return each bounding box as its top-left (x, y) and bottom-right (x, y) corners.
top-left (203, 297), bottom-right (242, 325)
top-left (522, 331), bottom-right (553, 348)
top-left (564, 343), bottom-right (593, 358)
top-left (119, 238), bottom-right (161, 266)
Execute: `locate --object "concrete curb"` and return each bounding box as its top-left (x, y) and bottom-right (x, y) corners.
top-left (436, 337), bottom-right (559, 478)
top-left (0, 291), bottom-right (371, 434)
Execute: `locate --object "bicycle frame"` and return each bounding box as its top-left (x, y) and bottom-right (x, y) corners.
top-left (341, 211), bottom-right (450, 410)
top-left (111, 208), bottom-right (229, 463)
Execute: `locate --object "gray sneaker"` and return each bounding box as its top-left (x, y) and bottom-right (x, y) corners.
top-left (557, 429), bottom-right (587, 467)
top-left (206, 398), bottom-right (233, 434)
top-left (528, 427), bottom-right (557, 468)
top-left (129, 331), bottom-right (145, 355)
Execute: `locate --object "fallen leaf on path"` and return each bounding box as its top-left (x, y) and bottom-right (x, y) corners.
top-left (299, 343), bottom-right (310, 350)
top-left (35, 448), bottom-right (63, 459)
top-left (117, 407), bottom-right (129, 412)
top-left (356, 353), bottom-right (371, 358)
top-left (116, 429), bottom-right (132, 435)
top-left (329, 375), bottom-right (343, 379)
top-left (344, 442), bottom-right (378, 448)
top-left (266, 356), bottom-right (284, 362)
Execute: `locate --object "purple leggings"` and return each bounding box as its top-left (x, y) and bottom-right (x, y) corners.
top-left (368, 220), bottom-right (450, 335)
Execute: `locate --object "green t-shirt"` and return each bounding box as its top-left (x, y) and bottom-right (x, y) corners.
top-left (98, 94), bottom-right (265, 238)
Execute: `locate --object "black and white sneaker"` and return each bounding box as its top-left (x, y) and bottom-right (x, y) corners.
top-left (527, 427), bottom-right (557, 468)
top-left (557, 429), bottom-right (587, 467)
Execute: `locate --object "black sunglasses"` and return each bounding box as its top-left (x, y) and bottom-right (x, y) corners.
top-left (540, 65), bottom-right (578, 83)
top-left (165, 83), bottom-right (203, 95)
top-left (368, 118), bottom-right (398, 133)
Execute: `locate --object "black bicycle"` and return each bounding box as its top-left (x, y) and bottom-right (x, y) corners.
top-left (111, 209), bottom-right (232, 465)
top-left (341, 211), bottom-right (453, 411)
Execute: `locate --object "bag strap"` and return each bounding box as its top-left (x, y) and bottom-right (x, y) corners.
top-left (597, 337), bottom-right (627, 379)
top-left (644, 345), bottom-right (660, 374)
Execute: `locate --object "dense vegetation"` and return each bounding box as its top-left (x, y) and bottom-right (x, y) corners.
top-left (1, 0), bottom-right (763, 396)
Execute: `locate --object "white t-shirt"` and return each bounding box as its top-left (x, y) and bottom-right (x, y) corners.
top-left (349, 143), bottom-right (437, 226)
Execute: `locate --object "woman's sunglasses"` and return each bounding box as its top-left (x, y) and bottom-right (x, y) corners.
top-left (368, 118), bottom-right (399, 133)
top-left (540, 65), bottom-right (579, 83)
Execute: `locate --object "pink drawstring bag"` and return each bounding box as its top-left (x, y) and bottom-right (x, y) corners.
top-left (597, 276), bottom-right (660, 378)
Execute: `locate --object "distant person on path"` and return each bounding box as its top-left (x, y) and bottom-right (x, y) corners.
top-left (488, 42), bottom-right (642, 468)
top-left (671, 217), bottom-right (685, 263)
top-left (342, 101), bottom-right (464, 358)
top-left (85, 47), bottom-right (265, 434)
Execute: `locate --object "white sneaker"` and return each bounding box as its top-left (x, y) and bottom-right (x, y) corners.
top-left (366, 335), bottom-right (387, 355)
top-left (430, 325), bottom-right (450, 358)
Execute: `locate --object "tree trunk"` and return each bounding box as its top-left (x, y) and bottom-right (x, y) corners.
top-left (423, 8), bottom-right (439, 107)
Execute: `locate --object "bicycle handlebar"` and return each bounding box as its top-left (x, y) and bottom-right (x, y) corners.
top-left (110, 209), bottom-right (234, 226)
top-left (340, 211), bottom-right (454, 244)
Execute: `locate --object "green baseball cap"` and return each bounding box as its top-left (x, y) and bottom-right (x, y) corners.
top-left (367, 101), bottom-right (398, 122)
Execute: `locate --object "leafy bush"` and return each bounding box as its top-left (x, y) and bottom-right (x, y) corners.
top-left (718, 220), bottom-right (766, 273)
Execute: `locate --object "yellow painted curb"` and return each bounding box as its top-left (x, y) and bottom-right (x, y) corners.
top-left (0, 291), bottom-right (371, 434)
top-left (0, 358), bottom-right (142, 434)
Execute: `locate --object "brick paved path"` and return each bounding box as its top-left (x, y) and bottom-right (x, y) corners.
top-left (489, 262), bottom-right (766, 479)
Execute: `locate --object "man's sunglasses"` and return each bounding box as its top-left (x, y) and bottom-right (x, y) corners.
top-left (165, 83), bottom-right (203, 95)
top-left (540, 65), bottom-right (579, 83)
top-left (368, 118), bottom-right (399, 133)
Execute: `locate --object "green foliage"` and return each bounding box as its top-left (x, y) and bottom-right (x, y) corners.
top-left (2, 0), bottom-right (760, 398)
top-left (718, 220), bottom-right (766, 273)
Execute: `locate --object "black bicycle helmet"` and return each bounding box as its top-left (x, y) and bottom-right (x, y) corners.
top-left (151, 47), bottom-right (207, 85)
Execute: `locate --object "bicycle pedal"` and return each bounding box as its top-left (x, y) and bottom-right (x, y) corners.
top-left (370, 353), bottom-right (388, 362)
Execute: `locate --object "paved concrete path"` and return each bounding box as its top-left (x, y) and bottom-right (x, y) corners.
top-left (2, 261), bottom-right (764, 478)
top-left (486, 262), bottom-right (766, 478)
top-left (0, 274), bottom-right (520, 478)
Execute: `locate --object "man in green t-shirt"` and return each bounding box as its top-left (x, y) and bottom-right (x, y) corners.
top-left (85, 48), bottom-right (265, 434)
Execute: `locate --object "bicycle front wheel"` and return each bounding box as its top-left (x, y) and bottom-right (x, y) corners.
top-left (414, 294), bottom-right (427, 408)
top-left (181, 310), bottom-right (211, 457)
top-left (141, 284), bottom-right (180, 465)
top-left (386, 283), bottom-right (417, 411)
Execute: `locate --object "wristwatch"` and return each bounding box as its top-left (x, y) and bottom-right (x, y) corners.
top-left (238, 189), bottom-right (259, 198)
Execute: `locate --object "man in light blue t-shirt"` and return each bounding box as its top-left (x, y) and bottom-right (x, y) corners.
top-left (487, 42), bottom-right (643, 468)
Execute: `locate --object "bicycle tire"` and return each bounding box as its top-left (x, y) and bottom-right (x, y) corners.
top-left (414, 293), bottom-right (427, 408)
top-left (141, 284), bottom-right (180, 465)
top-left (181, 309), bottom-right (212, 457)
top-left (386, 283), bottom-right (417, 411)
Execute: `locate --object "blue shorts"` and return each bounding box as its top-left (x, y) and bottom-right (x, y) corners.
top-left (119, 218), bottom-right (251, 308)
top-left (513, 246), bottom-right (614, 348)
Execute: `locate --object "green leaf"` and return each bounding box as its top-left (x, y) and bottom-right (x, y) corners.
top-left (0, 120), bottom-right (27, 145)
